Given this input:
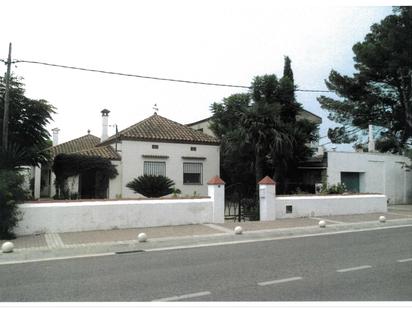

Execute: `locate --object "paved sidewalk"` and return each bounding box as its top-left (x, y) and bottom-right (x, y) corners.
top-left (1, 205), bottom-right (412, 264)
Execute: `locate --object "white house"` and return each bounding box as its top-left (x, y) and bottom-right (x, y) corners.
top-left (36, 110), bottom-right (220, 199)
top-left (326, 151), bottom-right (412, 205)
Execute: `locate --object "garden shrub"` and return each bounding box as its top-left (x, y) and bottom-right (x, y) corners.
top-left (0, 169), bottom-right (27, 239)
top-left (322, 182), bottom-right (347, 194)
top-left (126, 175), bottom-right (176, 198)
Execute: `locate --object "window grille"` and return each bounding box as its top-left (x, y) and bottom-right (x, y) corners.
top-left (144, 161), bottom-right (166, 176)
top-left (183, 162), bottom-right (202, 184)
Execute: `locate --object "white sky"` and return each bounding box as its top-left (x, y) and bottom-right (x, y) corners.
top-left (0, 0), bottom-right (396, 150)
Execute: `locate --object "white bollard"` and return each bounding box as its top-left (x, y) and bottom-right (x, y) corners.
top-left (234, 226), bottom-right (243, 235)
top-left (379, 216), bottom-right (386, 223)
top-left (1, 241), bottom-right (14, 253)
top-left (137, 233), bottom-right (147, 242)
top-left (319, 220), bottom-right (326, 228)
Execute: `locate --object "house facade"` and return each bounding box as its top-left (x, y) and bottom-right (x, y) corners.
top-left (99, 112), bottom-right (220, 198)
top-left (35, 111), bottom-right (220, 199)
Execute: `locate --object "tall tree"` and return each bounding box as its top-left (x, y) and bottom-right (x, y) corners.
top-left (210, 57), bottom-right (318, 193)
top-left (318, 7), bottom-right (412, 153)
top-left (0, 76), bottom-right (55, 167)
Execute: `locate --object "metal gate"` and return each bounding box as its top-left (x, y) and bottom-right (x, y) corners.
top-left (225, 183), bottom-right (259, 222)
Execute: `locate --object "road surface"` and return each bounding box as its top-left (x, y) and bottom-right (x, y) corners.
top-left (1, 226), bottom-right (411, 301)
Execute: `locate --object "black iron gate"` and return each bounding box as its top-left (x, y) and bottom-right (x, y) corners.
top-left (225, 183), bottom-right (259, 222)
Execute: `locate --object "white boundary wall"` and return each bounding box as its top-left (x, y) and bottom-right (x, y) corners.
top-left (15, 198), bottom-right (214, 236)
top-left (274, 195), bottom-right (387, 219)
top-left (258, 181), bottom-right (387, 221)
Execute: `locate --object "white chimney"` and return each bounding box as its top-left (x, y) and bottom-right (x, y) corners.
top-left (101, 109), bottom-right (110, 142)
top-left (317, 146), bottom-right (325, 156)
top-left (368, 124), bottom-right (375, 152)
top-left (52, 128), bottom-right (60, 146)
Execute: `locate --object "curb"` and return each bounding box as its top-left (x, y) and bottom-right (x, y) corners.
top-left (2, 218), bottom-right (412, 265)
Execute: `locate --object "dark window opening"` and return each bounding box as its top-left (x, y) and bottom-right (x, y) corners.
top-left (183, 163), bottom-right (202, 185)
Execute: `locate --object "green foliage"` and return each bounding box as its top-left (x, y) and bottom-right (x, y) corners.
top-left (0, 75), bottom-right (55, 166)
top-left (327, 127), bottom-right (358, 144)
top-left (318, 7), bottom-right (412, 153)
top-left (321, 183), bottom-right (348, 195)
top-left (0, 170), bottom-right (27, 239)
top-left (52, 154), bottom-right (118, 199)
top-left (172, 187), bottom-right (182, 198)
top-left (210, 57), bottom-right (318, 193)
top-left (0, 143), bottom-right (31, 169)
top-left (126, 175), bottom-right (176, 198)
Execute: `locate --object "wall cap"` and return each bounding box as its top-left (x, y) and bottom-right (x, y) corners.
top-left (207, 176), bottom-right (225, 185)
top-left (258, 176), bottom-right (276, 185)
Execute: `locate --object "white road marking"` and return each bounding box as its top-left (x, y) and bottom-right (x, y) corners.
top-left (258, 276), bottom-right (302, 286)
top-left (397, 258), bottom-right (412, 263)
top-left (0, 252), bottom-right (115, 266)
top-left (203, 223), bottom-right (234, 233)
top-left (337, 265), bottom-right (372, 273)
top-left (152, 291), bottom-right (211, 302)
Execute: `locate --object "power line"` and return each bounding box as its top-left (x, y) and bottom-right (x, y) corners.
top-left (14, 59), bottom-right (250, 89)
top-left (9, 59), bottom-right (333, 93)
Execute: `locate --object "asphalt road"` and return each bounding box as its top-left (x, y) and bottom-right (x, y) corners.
top-left (1, 226), bottom-right (412, 302)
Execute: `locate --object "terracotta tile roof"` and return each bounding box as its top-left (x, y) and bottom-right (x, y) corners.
top-left (48, 134), bottom-right (101, 157)
top-left (47, 134), bottom-right (121, 161)
top-left (100, 113), bottom-right (220, 146)
top-left (207, 176), bottom-right (225, 185)
top-left (76, 145), bottom-right (121, 161)
top-left (258, 176), bottom-right (276, 185)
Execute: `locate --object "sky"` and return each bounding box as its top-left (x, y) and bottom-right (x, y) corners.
top-left (0, 0), bottom-right (396, 150)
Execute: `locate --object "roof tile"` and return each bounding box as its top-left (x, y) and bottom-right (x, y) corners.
top-left (48, 134), bottom-right (101, 157)
top-left (258, 176), bottom-right (276, 185)
top-left (47, 134), bottom-right (120, 161)
top-left (76, 145), bottom-right (121, 161)
top-left (100, 114), bottom-right (220, 146)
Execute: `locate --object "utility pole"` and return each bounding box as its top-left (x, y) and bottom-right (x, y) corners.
top-left (2, 42), bottom-right (12, 150)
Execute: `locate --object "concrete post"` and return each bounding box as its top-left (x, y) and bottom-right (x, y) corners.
top-left (368, 124), bottom-right (375, 152)
top-left (207, 176), bottom-right (225, 224)
top-left (34, 165), bottom-right (41, 199)
top-left (50, 172), bottom-right (56, 198)
top-left (258, 176), bottom-right (276, 221)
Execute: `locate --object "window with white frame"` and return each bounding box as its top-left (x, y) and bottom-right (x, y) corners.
top-left (144, 161), bottom-right (166, 176)
top-left (183, 162), bottom-right (202, 184)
